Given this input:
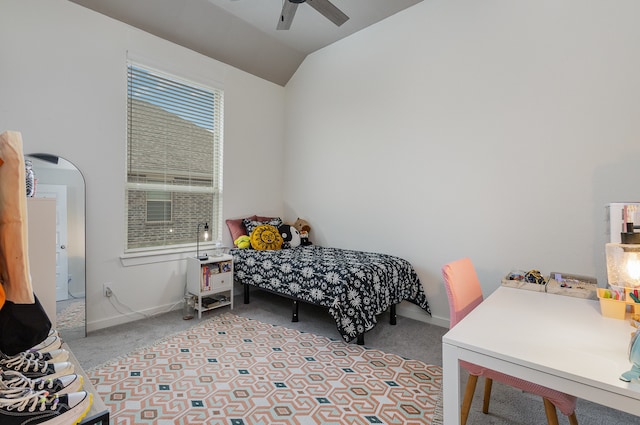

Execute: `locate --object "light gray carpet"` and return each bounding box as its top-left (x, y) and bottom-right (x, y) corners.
top-left (68, 287), bottom-right (637, 424)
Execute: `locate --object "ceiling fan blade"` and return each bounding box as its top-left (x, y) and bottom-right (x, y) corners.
top-left (277, 1), bottom-right (298, 30)
top-left (306, 0), bottom-right (349, 27)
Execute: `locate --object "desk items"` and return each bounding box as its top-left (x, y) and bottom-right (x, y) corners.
top-left (599, 267), bottom-right (640, 319)
top-left (502, 270), bottom-right (597, 299)
top-left (597, 288), bottom-right (633, 319)
top-left (620, 329), bottom-right (640, 382)
top-left (502, 270), bottom-right (547, 292)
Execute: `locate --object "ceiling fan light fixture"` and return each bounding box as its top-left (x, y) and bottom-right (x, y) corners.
top-left (278, 0), bottom-right (348, 30)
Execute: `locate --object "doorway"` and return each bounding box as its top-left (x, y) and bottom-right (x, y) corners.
top-left (34, 184), bottom-right (69, 301)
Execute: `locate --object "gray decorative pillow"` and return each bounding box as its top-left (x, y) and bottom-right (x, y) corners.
top-left (243, 217), bottom-right (283, 238)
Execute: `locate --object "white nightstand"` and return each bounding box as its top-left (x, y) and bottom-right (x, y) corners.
top-left (186, 254), bottom-right (233, 318)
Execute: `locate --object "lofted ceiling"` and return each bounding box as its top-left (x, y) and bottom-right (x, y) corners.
top-left (68, 0), bottom-right (423, 86)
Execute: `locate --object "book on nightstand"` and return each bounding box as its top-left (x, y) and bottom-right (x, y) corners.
top-left (201, 295), bottom-right (228, 308)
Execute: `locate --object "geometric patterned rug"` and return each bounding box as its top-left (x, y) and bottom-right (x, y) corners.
top-left (87, 313), bottom-right (442, 424)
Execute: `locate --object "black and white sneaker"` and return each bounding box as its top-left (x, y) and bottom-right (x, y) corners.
top-left (29, 335), bottom-right (62, 353)
top-left (20, 349), bottom-right (69, 363)
top-left (0, 389), bottom-right (92, 425)
top-left (0, 371), bottom-right (83, 395)
top-left (0, 354), bottom-right (73, 380)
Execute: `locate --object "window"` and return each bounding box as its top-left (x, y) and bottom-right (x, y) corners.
top-left (126, 62), bottom-right (223, 251)
top-left (146, 191), bottom-right (172, 223)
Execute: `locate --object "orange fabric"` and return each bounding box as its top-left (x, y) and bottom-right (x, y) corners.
top-left (0, 131), bottom-right (34, 304)
top-left (441, 258), bottom-right (577, 417)
top-left (0, 283), bottom-right (5, 309)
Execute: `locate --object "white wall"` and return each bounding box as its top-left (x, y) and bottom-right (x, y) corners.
top-left (4, 0), bottom-right (640, 333)
top-left (0, 0), bottom-right (286, 331)
top-left (284, 0), bottom-right (640, 326)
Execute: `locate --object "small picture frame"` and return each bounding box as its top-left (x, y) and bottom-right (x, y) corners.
top-left (220, 261), bottom-right (232, 273)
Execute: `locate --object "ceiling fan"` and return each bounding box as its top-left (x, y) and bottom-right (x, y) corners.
top-left (277, 0), bottom-right (349, 30)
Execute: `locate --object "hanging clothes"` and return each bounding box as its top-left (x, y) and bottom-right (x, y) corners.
top-left (0, 130), bottom-right (34, 304)
top-left (0, 131), bottom-right (51, 355)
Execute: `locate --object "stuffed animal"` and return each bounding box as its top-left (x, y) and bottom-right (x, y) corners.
top-left (293, 218), bottom-right (310, 233)
top-left (293, 218), bottom-right (312, 246)
top-left (278, 224), bottom-right (301, 248)
top-left (234, 235), bottom-right (251, 249)
top-left (299, 231), bottom-right (311, 246)
top-left (293, 217), bottom-right (311, 246)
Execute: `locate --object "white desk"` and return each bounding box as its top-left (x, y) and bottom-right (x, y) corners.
top-left (442, 286), bottom-right (640, 424)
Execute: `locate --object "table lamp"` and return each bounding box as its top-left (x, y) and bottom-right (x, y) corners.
top-left (606, 243), bottom-right (640, 289)
top-left (196, 222), bottom-right (209, 261)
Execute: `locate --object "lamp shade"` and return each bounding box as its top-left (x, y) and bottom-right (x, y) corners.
top-left (606, 243), bottom-right (640, 288)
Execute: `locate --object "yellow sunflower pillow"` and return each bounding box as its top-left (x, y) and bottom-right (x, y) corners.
top-left (250, 224), bottom-right (283, 250)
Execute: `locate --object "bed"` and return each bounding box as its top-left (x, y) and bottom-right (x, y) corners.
top-left (231, 245), bottom-right (431, 344)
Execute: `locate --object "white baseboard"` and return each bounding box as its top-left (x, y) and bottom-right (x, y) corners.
top-left (88, 298), bottom-right (450, 333)
top-left (396, 301), bottom-right (449, 329)
top-left (87, 302), bottom-right (181, 333)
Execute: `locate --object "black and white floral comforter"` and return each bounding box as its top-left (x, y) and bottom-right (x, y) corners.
top-left (231, 245), bottom-right (431, 342)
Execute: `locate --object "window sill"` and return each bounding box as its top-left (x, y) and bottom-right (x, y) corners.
top-left (120, 244), bottom-right (217, 267)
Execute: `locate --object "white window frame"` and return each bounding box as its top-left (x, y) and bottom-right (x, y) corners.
top-left (124, 60), bottom-right (224, 256)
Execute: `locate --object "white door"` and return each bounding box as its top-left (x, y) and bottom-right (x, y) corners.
top-left (35, 184), bottom-right (68, 301)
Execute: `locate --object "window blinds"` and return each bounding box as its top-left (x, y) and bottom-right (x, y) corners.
top-left (126, 62), bottom-right (224, 250)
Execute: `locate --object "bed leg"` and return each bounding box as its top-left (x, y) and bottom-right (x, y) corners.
top-left (292, 300), bottom-right (299, 322)
top-left (244, 284), bottom-right (250, 304)
top-left (357, 334), bottom-right (365, 345)
top-left (390, 304), bottom-right (397, 325)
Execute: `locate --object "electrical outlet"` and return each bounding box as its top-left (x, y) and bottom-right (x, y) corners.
top-left (103, 283), bottom-right (113, 297)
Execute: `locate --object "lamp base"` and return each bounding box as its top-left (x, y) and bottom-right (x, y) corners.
top-left (197, 254), bottom-right (209, 261)
top-left (622, 232), bottom-right (640, 244)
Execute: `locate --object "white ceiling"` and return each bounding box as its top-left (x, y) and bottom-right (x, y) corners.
top-left (68, 0), bottom-right (423, 86)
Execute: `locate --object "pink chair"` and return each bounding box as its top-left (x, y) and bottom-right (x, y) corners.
top-left (442, 258), bottom-right (578, 425)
